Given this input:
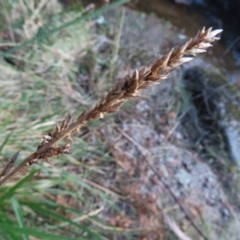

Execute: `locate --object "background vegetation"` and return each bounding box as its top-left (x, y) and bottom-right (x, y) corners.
top-left (0, 1), bottom-right (133, 239)
top-left (1, 0), bottom-right (239, 240)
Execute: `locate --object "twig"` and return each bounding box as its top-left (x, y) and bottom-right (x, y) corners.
top-left (0, 151), bottom-right (19, 180)
top-left (81, 178), bottom-right (121, 198)
top-left (119, 129), bottom-right (208, 240)
top-left (47, 206), bottom-right (105, 230)
top-left (0, 27), bottom-right (222, 186)
top-left (163, 213), bottom-right (192, 240)
top-left (223, 35), bottom-right (240, 56)
top-left (143, 156), bottom-right (209, 240)
top-left (2, 8), bottom-right (16, 42)
top-left (108, 7), bottom-right (126, 84)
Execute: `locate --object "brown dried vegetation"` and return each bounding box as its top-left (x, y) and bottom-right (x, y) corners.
top-left (0, 27), bottom-right (222, 187)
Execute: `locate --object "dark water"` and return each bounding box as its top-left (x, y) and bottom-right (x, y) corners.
top-left (178, 0), bottom-right (240, 65)
top-left (131, 0), bottom-right (240, 70)
top-left (61, 0), bottom-right (240, 70)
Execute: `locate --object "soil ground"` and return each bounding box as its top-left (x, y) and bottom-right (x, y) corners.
top-left (89, 7), bottom-right (240, 239)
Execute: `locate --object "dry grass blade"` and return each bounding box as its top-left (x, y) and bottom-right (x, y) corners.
top-left (163, 213), bottom-right (192, 240)
top-left (0, 151), bottom-right (19, 180)
top-left (0, 27), bottom-right (222, 186)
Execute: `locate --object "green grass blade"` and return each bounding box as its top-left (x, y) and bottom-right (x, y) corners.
top-left (62, 172), bottom-right (114, 204)
top-left (23, 201), bottom-right (104, 240)
top-left (0, 132), bottom-right (12, 154)
top-left (0, 224), bottom-right (80, 240)
top-left (20, 200), bottom-right (85, 217)
top-left (11, 197), bottom-right (29, 240)
top-left (0, 231), bottom-right (18, 240)
top-left (0, 170), bottom-right (37, 204)
top-left (0, 211), bottom-right (20, 240)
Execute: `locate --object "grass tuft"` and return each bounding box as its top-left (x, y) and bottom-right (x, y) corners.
top-left (0, 1), bottom-right (222, 239)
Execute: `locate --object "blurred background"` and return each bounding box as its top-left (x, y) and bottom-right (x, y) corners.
top-left (0, 0), bottom-right (240, 239)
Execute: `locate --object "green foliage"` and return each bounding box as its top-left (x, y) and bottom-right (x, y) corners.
top-left (0, 0), bottom-right (130, 239)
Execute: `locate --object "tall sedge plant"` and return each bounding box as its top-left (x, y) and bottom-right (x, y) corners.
top-left (0, 27), bottom-right (222, 186)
